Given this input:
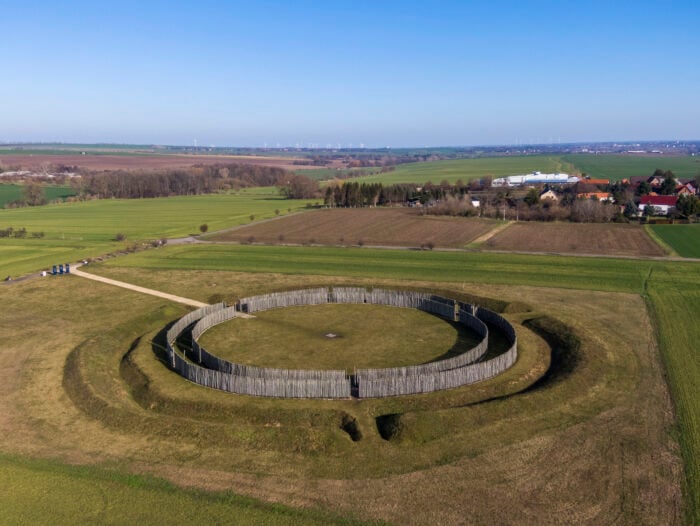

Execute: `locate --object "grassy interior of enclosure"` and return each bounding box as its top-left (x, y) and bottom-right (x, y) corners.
top-left (0, 189), bottom-right (315, 277)
top-left (649, 224), bottom-right (700, 258)
top-left (210, 207), bottom-right (498, 248)
top-left (198, 304), bottom-right (482, 371)
top-left (3, 243), bottom-right (696, 523)
top-left (351, 155), bottom-right (573, 185)
top-left (481, 221), bottom-right (666, 257)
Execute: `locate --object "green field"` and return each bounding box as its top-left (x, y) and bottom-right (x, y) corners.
top-left (0, 455), bottom-right (366, 525)
top-left (335, 153), bottom-right (699, 185)
top-left (350, 155), bottom-right (574, 185)
top-left (0, 189), bottom-right (315, 277)
top-left (104, 243), bottom-right (658, 294)
top-left (0, 184), bottom-right (77, 207)
top-left (649, 224), bottom-right (700, 258)
top-left (563, 154), bottom-right (700, 181)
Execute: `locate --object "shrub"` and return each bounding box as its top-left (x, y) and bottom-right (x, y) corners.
top-left (199, 223), bottom-right (209, 234)
top-left (115, 233), bottom-right (126, 241)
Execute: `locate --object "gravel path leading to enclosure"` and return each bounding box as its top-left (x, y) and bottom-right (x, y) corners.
top-left (71, 264), bottom-right (209, 308)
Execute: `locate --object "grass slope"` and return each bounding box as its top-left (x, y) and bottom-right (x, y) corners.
top-left (563, 154), bottom-right (700, 181)
top-left (649, 224), bottom-right (700, 258)
top-left (350, 155), bottom-right (573, 185)
top-left (0, 189), bottom-right (315, 277)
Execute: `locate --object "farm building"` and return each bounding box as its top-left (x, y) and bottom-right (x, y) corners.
top-left (539, 189), bottom-right (559, 201)
top-left (492, 171), bottom-right (579, 187)
top-left (638, 195), bottom-right (678, 215)
top-left (578, 192), bottom-right (613, 202)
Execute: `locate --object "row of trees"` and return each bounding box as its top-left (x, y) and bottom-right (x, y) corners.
top-left (77, 164), bottom-right (321, 199)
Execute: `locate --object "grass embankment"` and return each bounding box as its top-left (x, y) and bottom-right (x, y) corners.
top-left (351, 155), bottom-right (573, 185)
top-left (0, 189), bottom-right (315, 278)
top-left (97, 244), bottom-right (700, 522)
top-left (563, 154), bottom-right (700, 181)
top-left (0, 455), bottom-right (370, 526)
top-left (649, 224), bottom-right (700, 258)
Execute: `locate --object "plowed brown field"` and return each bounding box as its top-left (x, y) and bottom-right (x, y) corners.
top-left (483, 222), bottom-right (665, 256)
top-left (212, 208), bottom-right (498, 248)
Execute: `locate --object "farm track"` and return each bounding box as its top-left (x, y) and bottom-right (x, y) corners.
top-left (71, 265), bottom-right (208, 308)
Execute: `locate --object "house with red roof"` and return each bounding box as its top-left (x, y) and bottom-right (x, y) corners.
top-left (638, 195), bottom-right (678, 216)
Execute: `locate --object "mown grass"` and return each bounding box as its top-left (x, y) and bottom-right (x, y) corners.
top-left (200, 304), bottom-right (480, 371)
top-left (104, 243), bottom-right (656, 294)
top-left (649, 224), bottom-right (700, 258)
top-left (0, 184), bottom-right (77, 207)
top-left (350, 155), bottom-right (574, 185)
top-left (0, 454), bottom-right (371, 525)
top-left (563, 154), bottom-right (700, 181)
top-left (0, 189), bottom-right (316, 277)
top-left (645, 265), bottom-right (700, 524)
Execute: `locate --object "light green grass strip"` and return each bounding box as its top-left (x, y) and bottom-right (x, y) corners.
top-left (0, 454), bottom-right (377, 526)
top-left (644, 224), bottom-right (679, 257)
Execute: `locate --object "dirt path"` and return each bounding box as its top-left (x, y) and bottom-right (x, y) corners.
top-left (469, 221), bottom-right (513, 245)
top-left (71, 265), bottom-right (209, 308)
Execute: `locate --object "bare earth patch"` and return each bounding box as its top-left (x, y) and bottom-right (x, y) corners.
top-left (212, 207), bottom-right (499, 248)
top-left (482, 222), bottom-right (666, 257)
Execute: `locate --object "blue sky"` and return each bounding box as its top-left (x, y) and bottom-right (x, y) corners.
top-left (1, 0), bottom-right (699, 147)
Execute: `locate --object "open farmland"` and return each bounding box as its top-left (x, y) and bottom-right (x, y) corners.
top-left (0, 189), bottom-right (316, 278)
top-left (481, 221), bottom-right (667, 257)
top-left (0, 152), bottom-right (319, 172)
top-left (350, 155), bottom-right (574, 185)
top-left (2, 245), bottom-right (694, 524)
top-left (211, 207), bottom-right (498, 248)
top-left (649, 224), bottom-right (700, 258)
top-left (563, 154), bottom-right (700, 181)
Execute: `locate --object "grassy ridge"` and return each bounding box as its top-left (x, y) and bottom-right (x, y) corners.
top-left (351, 155), bottom-right (573, 185)
top-left (650, 224), bottom-right (700, 258)
top-left (563, 154), bottom-right (700, 181)
top-left (0, 190), bottom-right (316, 277)
top-left (0, 455), bottom-right (370, 525)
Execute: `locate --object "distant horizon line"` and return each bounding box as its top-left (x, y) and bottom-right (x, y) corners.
top-left (1, 138), bottom-right (699, 151)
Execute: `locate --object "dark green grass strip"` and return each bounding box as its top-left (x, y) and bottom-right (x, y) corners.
top-left (650, 224), bottom-right (700, 259)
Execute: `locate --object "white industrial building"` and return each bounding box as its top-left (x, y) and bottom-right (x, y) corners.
top-left (492, 171), bottom-right (579, 187)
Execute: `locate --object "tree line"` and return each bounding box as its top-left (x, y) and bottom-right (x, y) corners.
top-left (77, 163), bottom-right (320, 199)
